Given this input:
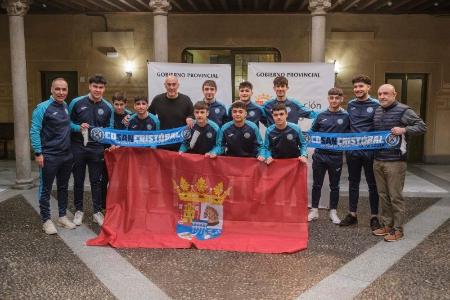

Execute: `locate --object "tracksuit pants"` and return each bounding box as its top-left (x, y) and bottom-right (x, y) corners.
top-left (311, 151), bottom-right (343, 209)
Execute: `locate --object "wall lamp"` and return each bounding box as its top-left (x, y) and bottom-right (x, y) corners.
top-left (124, 60), bottom-right (134, 78)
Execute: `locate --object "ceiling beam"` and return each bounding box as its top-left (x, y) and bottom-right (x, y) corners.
top-left (373, 1), bottom-right (392, 11)
top-left (283, 0), bottom-right (296, 10)
top-left (186, 0), bottom-right (199, 10)
top-left (52, 0), bottom-right (85, 11)
top-left (133, 0), bottom-right (152, 10)
top-left (169, 0), bottom-right (183, 11)
top-left (389, 0), bottom-right (413, 10)
top-left (72, 0), bottom-right (107, 11)
top-left (343, 0), bottom-right (361, 11)
top-left (268, 0), bottom-right (276, 10)
top-left (330, 0), bottom-right (345, 10)
top-left (203, 0), bottom-right (214, 10)
top-left (238, 0), bottom-right (243, 10)
top-left (299, 0), bottom-right (309, 10)
top-left (97, 0), bottom-right (126, 11)
top-left (407, 0), bottom-right (429, 10)
top-left (357, 0), bottom-right (378, 10)
top-left (116, 0), bottom-right (140, 11)
top-left (219, 0), bottom-right (228, 10)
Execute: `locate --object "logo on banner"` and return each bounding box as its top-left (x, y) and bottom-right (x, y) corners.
top-left (182, 127), bottom-right (192, 140)
top-left (90, 128), bottom-right (105, 142)
top-left (173, 177), bottom-right (231, 241)
top-left (255, 93), bottom-right (271, 105)
top-left (303, 131), bottom-right (312, 144)
top-left (385, 133), bottom-right (401, 147)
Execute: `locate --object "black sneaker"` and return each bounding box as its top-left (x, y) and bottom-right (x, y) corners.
top-left (339, 214), bottom-right (358, 226)
top-left (370, 216), bottom-right (381, 231)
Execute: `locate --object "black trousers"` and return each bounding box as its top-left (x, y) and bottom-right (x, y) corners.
top-left (346, 150), bottom-right (379, 215)
top-left (71, 143), bottom-right (104, 214)
top-left (38, 153), bottom-right (73, 222)
top-left (311, 151), bottom-right (343, 209)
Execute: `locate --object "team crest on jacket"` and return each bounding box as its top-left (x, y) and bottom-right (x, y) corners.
top-left (337, 119), bottom-right (343, 125)
top-left (286, 133), bottom-right (294, 140)
top-left (249, 111), bottom-right (255, 117)
top-left (147, 124), bottom-right (153, 130)
top-left (214, 108), bottom-right (220, 114)
top-left (173, 177), bottom-right (230, 240)
top-left (366, 107), bottom-right (374, 113)
top-left (206, 132), bottom-right (213, 139)
top-left (286, 106), bottom-right (292, 113)
top-left (244, 132), bottom-right (251, 139)
top-left (98, 108), bottom-right (104, 115)
top-left (90, 127), bottom-right (105, 142)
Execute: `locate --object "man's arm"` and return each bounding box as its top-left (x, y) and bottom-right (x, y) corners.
top-left (401, 109), bottom-right (427, 135)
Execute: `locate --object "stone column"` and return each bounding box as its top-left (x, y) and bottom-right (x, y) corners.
top-left (149, 0), bottom-right (171, 62)
top-left (2, 0), bottom-right (33, 189)
top-left (309, 0), bottom-right (331, 62)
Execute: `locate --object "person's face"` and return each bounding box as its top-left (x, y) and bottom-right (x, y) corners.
top-left (232, 108), bottom-right (247, 123)
top-left (239, 87), bottom-right (253, 102)
top-left (202, 85), bottom-right (216, 102)
top-left (89, 83), bottom-right (105, 101)
top-left (113, 100), bottom-right (126, 114)
top-left (134, 100), bottom-right (149, 114)
top-left (378, 86), bottom-right (397, 108)
top-left (328, 94), bottom-right (343, 110)
top-left (353, 82), bottom-right (370, 100)
top-left (274, 84), bottom-right (289, 99)
top-left (164, 77), bottom-right (179, 98)
top-left (194, 109), bottom-right (208, 125)
top-left (51, 80), bottom-right (68, 103)
top-left (272, 109), bottom-right (287, 127)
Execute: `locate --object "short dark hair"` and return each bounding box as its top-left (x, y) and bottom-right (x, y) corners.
top-left (273, 76), bottom-right (288, 87)
top-left (328, 87), bottom-right (344, 96)
top-left (202, 80), bottom-right (217, 90)
top-left (112, 92), bottom-right (127, 103)
top-left (134, 96), bottom-right (148, 104)
top-left (231, 100), bottom-right (247, 111)
top-left (351, 74), bottom-right (371, 85)
top-left (89, 74), bottom-right (107, 85)
top-left (272, 102), bottom-right (287, 113)
top-left (194, 100), bottom-right (208, 110)
top-left (239, 81), bottom-right (253, 90)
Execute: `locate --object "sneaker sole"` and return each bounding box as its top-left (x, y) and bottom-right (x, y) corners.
top-left (372, 232), bottom-right (389, 236)
top-left (57, 221), bottom-right (76, 230)
top-left (43, 228), bottom-right (57, 235)
top-left (384, 236), bottom-right (404, 242)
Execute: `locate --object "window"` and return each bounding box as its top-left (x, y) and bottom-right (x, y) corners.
top-left (182, 48), bottom-right (281, 100)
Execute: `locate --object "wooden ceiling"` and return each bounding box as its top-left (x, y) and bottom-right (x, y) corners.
top-left (4, 0), bottom-right (450, 15)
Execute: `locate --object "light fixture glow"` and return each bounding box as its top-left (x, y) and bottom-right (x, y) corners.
top-left (124, 60), bottom-right (134, 77)
top-left (333, 60), bottom-right (341, 74)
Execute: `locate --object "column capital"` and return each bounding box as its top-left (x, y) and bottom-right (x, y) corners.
top-left (308, 0), bottom-right (331, 16)
top-left (2, 0), bottom-right (31, 16)
top-left (149, 0), bottom-right (171, 16)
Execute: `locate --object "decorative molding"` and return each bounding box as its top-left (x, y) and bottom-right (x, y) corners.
top-left (1, 0), bottom-right (31, 16)
top-left (149, 0), bottom-right (171, 15)
top-left (308, 0), bottom-right (331, 15)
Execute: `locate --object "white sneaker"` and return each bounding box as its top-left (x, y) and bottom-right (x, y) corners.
top-left (73, 211), bottom-right (84, 226)
top-left (329, 209), bottom-right (341, 224)
top-left (57, 216), bottom-right (76, 229)
top-left (93, 212), bottom-right (104, 226)
top-left (308, 208), bottom-right (319, 222)
top-left (43, 219), bottom-right (57, 235)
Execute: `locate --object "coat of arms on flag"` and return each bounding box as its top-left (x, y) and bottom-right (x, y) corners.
top-left (173, 177), bottom-right (231, 240)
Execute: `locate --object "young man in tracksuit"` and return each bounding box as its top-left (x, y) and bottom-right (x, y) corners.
top-left (69, 74), bottom-right (114, 227)
top-left (202, 80), bottom-right (229, 127)
top-left (228, 81), bottom-right (266, 126)
top-left (340, 74), bottom-right (381, 231)
top-left (30, 78), bottom-right (76, 234)
top-left (262, 102), bottom-right (308, 165)
top-left (208, 101), bottom-right (264, 159)
top-left (262, 76), bottom-right (317, 127)
top-left (372, 84), bottom-right (426, 241)
top-left (179, 101), bottom-right (220, 155)
top-left (308, 88), bottom-right (350, 224)
top-left (128, 96), bottom-right (160, 131)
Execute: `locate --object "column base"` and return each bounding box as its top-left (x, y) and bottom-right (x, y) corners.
top-left (13, 178), bottom-right (35, 190)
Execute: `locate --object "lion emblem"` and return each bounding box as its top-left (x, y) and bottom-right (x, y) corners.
top-left (203, 206), bottom-right (219, 226)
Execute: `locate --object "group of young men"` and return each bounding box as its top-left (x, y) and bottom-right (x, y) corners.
top-left (30, 72), bottom-right (426, 243)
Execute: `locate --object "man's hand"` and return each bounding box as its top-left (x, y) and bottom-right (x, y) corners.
top-left (391, 127), bottom-right (406, 136)
top-left (80, 123), bottom-right (89, 129)
top-left (298, 156), bottom-right (308, 164)
top-left (35, 155), bottom-right (44, 168)
top-left (186, 117), bottom-right (194, 128)
top-left (257, 155), bottom-right (265, 162)
top-left (123, 115), bottom-right (131, 127)
top-left (106, 145), bottom-right (120, 151)
top-left (265, 157), bottom-right (274, 165)
top-left (205, 152), bottom-right (217, 159)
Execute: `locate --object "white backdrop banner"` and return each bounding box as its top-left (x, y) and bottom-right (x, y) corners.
top-left (248, 62), bottom-right (335, 131)
top-left (148, 62), bottom-right (232, 106)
